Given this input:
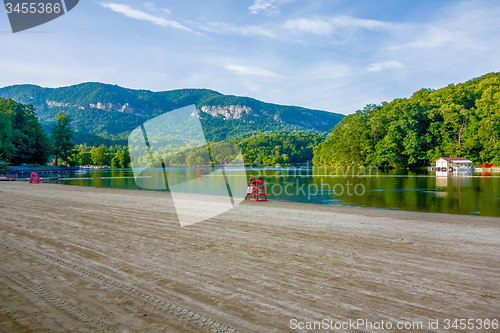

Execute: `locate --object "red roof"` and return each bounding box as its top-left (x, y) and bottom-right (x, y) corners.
top-left (437, 157), bottom-right (470, 162)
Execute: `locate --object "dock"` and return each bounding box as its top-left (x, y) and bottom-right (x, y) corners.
top-left (1, 167), bottom-right (80, 181)
top-left (8, 166), bottom-right (80, 175)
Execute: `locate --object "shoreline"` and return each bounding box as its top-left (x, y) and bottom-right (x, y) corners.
top-left (58, 180), bottom-right (500, 222)
top-left (1, 181), bottom-right (499, 332)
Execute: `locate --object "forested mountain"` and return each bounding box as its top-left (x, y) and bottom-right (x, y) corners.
top-left (314, 72), bottom-right (500, 167)
top-left (0, 83), bottom-right (344, 142)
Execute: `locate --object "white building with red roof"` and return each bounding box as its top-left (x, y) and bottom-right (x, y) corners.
top-left (435, 157), bottom-right (473, 170)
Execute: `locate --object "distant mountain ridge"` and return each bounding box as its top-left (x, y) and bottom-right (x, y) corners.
top-left (0, 83), bottom-right (344, 142)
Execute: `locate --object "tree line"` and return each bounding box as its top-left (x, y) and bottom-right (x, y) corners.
top-left (239, 132), bottom-right (325, 165)
top-left (62, 132), bottom-right (320, 169)
top-left (67, 144), bottom-right (130, 168)
top-left (0, 98), bottom-right (52, 173)
top-left (127, 132), bottom-right (323, 168)
top-left (314, 72), bottom-right (500, 168)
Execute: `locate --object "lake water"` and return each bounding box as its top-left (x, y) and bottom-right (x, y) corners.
top-left (50, 166), bottom-right (500, 217)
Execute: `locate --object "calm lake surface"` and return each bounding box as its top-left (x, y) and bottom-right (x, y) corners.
top-left (51, 166), bottom-right (500, 217)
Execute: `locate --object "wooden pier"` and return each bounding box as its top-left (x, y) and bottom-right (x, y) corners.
top-left (1, 167), bottom-right (80, 181)
top-left (8, 166), bottom-right (79, 175)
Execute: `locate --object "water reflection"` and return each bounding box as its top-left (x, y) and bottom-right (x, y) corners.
top-left (436, 172), bottom-right (448, 187)
top-left (59, 167), bottom-right (500, 217)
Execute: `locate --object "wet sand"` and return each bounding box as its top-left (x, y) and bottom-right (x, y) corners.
top-left (0, 182), bottom-right (499, 332)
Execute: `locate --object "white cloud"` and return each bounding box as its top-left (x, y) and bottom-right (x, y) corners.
top-left (300, 62), bottom-right (350, 80)
top-left (200, 15), bottom-right (400, 42)
top-left (143, 2), bottom-right (171, 14)
top-left (249, 0), bottom-right (273, 14)
top-left (100, 3), bottom-right (191, 32)
top-left (199, 22), bottom-right (276, 38)
top-left (5, 0), bottom-right (500, 118)
top-left (283, 16), bottom-right (400, 36)
top-left (283, 18), bottom-right (335, 35)
top-left (224, 64), bottom-right (280, 77)
top-left (249, 0), bottom-right (293, 15)
top-left (391, 28), bottom-right (456, 50)
top-left (390, 2), bottom-right (500, 52)
top-left (367, 61), bottom-right (404, 72)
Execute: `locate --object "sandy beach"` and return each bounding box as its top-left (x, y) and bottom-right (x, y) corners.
top-left (0, 181), bottom-right (499, 332)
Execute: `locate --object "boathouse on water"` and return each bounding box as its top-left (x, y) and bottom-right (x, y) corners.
top-left (435, 157), bottom-right (473, 171)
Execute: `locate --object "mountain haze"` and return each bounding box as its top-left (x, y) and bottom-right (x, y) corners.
top-left (0, 83), bottom-right (344, 142)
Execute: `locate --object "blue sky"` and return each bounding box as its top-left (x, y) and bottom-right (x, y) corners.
top-left (1, 0), bottom-right (500, 114)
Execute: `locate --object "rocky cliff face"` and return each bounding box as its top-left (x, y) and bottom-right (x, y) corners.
top-left (46, 101), bottom-right (85, 109)
top-left (88, 102), bottom-right (148, 116)
top-left (47, 100), bottom-right (260, 120)
top-left (46, 101), bottom-right (71, 107)
top-left (45, 100), bottom-right (331, 128)
top-left (199, 105), bottom-right (257, 120)
top-left (46, 101), bottom-right (148, 116)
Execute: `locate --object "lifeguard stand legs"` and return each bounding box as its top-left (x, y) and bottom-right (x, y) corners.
top-left (245, 178), bottom-right (268, 202)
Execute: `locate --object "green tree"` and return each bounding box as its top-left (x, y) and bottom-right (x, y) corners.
top-left (111, 155), bottom-right (120, 168)
top-left (111, 148), bottom-right (130, 168)
top-left (51, 113), bottom-right (74, 166)
top-left (0, 112), bottom-right (15, 162)
top-left (195, 156), bottom-right (205, 165)
top-left (185, 152), bottom-right (195, 167)
top-left (77, 152), bottom-right (93, 166)
top-left (0, 98), bottom-right (51, 165)
top-left (90, 145), bottom-right (110, 166)
top-left (0, 160), bottom-right (8, 174)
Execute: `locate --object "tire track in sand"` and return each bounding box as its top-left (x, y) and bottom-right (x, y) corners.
top-left (0, 239), bottom-right (239, 333)
top-left (0, 268), bottom-right (111, 332)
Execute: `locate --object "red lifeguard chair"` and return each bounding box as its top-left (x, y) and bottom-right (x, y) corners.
top-left (29, 172), bottom-right (40, 184)
top-left (245, 178), bottom-right (269, 201)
